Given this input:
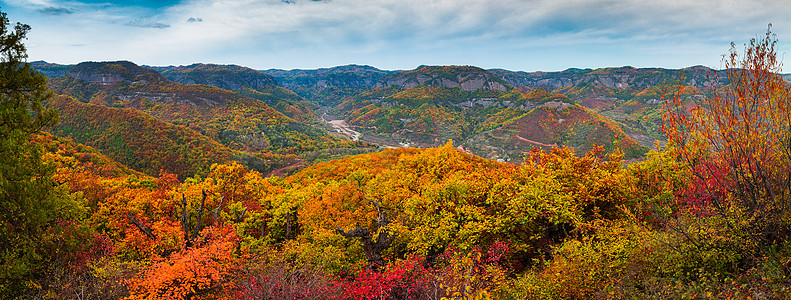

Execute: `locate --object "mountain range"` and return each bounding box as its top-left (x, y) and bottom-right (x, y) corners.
top-left (32, 60), bottom-right (758, 177)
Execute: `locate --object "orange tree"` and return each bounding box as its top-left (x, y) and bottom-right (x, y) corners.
top-left (663, 26), bottom-right (791, 250)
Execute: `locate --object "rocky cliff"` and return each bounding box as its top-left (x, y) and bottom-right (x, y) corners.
top-left (159, 63), bottom-right (279, 90)
top-left (265, 64), bottom-right (390, 89)
top-left (376, 65), bottom-right (509, 92)
top-left (490, 66), bottom-right (728, 91)
top-left (67, 61), bottom-right (167, 84)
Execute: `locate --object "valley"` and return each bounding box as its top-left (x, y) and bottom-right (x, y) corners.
top-left (15, 56), bottom-right (791, 299)
top-left (320, 110), bottom-right (362, 141)
top-left (5, 3), bottom-right (790, 298)
top-left (32, 60), bottom-right (728, 170)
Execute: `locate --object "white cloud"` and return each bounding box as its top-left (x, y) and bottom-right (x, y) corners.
top-left (12, 0), bottom-right (791, 70)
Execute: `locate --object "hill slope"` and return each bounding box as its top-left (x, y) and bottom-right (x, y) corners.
top-left (265, 64), bottom-right (392, 106)
top-left (46, 95), bottom-right (237, 179)
top-left (157, 63), bottom-right (316, 122)
top-left (489, 66), bottom-right (724, 144)
top-left (467, 105), bottom-right (646, 161)
top-left (46, 61), bottom-right (356, 155)
top-left (334, 65), bottom-right (646, 159)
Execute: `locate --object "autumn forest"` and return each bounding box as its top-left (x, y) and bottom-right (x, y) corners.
top-left (3, 8), bottom-right (791, 300)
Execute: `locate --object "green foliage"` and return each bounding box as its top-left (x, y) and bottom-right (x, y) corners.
top-left (0, 10), bottom-right (86, 295)
top-left (8, 18), bottom-right (791, 300)
top-left (47, 95), bottom-right (236, 179)
top-left (507, 221), bottom-right (645, 299)
top-left (47, 62), bottom-right (360, 156)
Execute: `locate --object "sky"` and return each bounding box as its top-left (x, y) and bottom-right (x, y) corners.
top-left (2, 0), bottom-right (790, 72)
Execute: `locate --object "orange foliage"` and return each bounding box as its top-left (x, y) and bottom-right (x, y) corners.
top-left (662, 26), bottom-right (791, 240)
top-left (126, 226), bottom-right (240, 300)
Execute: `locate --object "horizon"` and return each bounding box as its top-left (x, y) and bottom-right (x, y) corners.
top-left (4, 1), bottom-right (790, 72)
top-left (32, 59), bottom-right (741, 74)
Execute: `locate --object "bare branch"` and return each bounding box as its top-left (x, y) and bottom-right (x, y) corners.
top-left (127, 212), bottom-right (155, 239)
top-left (213, 194), bottom-right (225, 225)
top-left (337, 196), bottom-right (397, 269)
top-left (192, 189), bottom-right (207, 244)
top-left (235, 207), bottom-right (248, 223)
top-left (180, 189), bottom-right (191, 247)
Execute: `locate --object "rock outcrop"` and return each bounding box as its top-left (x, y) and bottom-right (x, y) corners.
top-left (160, 64), bottom-right (279, 90)
top-left (67, 61), bottom-right (167, 84)
top-left (376, 65), bottom-right (509, 92)
top-left (490, 66), bottom-right (729, 91)
top-left (266, 65), bottom-right (389, 88)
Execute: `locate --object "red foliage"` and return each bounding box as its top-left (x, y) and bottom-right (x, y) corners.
top-left (677, 160), bottom-right (731, 216)
top-left (342, 255), bottom-right (430, 300)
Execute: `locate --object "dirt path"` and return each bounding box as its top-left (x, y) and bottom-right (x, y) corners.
top-left (515, 135), bottom-right (558, 147)
top-left (267, 160), bottom-right (304, 177)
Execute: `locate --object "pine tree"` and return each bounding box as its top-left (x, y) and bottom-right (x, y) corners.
top-left (0, 9), bottom-right (80, 295)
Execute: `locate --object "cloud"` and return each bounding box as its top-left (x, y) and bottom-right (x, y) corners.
top-left (15, 0), bottom-right (791, 70)
top-left (38, 6), bottom-right (75, 15)
top-left (114, 0), bottom-right (784, 67)
top-left (126, 18), bottom-right (171, 29)
top-left (169, 0), bottom-right (717, 46)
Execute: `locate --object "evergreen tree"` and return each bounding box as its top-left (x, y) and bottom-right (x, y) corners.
top-left (0, 9), bottom-right (81, 295)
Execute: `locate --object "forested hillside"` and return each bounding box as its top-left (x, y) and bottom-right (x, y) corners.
top-left (265, 64), bottom-right (392, 106)
top-left (37, 61), bottom-right (372, 178)
top-left (335, 67), bottom-right (647, 159)
top-left (157, 63), bottom-right (317, 122)
top-left (4, 8), bottom-right (791, 299)
top-left (265, 63), bottom-right (737, 151)
top-left (47, 94), bottom-right (236, 178)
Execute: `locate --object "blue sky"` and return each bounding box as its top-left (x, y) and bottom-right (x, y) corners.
top-left (2, 0), bottom-right (790, 71)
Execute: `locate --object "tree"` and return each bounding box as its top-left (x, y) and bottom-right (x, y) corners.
top-left (0, 9), bottom-right (80, 295)
top-left (337, 196), bottom-right (397, 269)
top-left (663, 25), bottom-right (791, 248)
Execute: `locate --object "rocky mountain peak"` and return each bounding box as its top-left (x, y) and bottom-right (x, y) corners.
top-left (376, 65), bottom-right (510, 92)
top-left (67, 61), bottom-right (167, 84)
top-left (159, 63), bottom-right (279, 90)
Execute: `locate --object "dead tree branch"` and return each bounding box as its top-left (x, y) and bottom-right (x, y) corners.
top-left (337, 196), bottom-right (397, 269)
top-left (213, 194), bottom-right (225, 225)
top-left (127, 212), bottom-right (155, 239)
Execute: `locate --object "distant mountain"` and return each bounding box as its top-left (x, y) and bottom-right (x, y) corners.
top-left (332, 65), bottom-right (646, 159)
top-left (66, 60), bottom-right (168, 84)
top-left (156, 63), bottom-right (315, 122)
top-left (490, 66), bottom-right (726, 91)
top-left (491, 66), bottom-right (725, 109)
top-left (157, 63), bottom-right (278, 90)
top-left (264, 64), bottom-right (392, 106)
top-left (47, 95), bottom-right (236, 179)
top-left (30, 61), bottom-right (72, 78)
top-left (376, 65), bottom-right (510, 92)
top-left (36, 61), bottom-right (754, 165)
top-left (38, 61), bottom-right (371, 178)
top-left (486, 66), bottom-right (728, 144)
top-left (266, 64), bottom-right (388, 88)
top-left (46, 61), bottom-right (355, 154)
